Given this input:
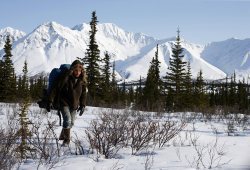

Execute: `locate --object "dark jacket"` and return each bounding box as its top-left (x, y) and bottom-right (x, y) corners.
top-left (49, 69), bottom-right (87, 110)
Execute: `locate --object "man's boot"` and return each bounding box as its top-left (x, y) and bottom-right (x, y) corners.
top-left (59, 128), bottom-right (65, 140)
top-left (62, 128), bottom-right (70, 146)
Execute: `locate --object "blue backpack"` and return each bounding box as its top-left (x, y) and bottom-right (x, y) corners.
top-left (38, 64), bottom-right (71, 110)
top-left (47, 64), bottom-right (71, 94)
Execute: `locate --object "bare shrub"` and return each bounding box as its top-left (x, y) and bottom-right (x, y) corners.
top-left (0, 103), bottom-right (33, 169)
top-left (71, 132), bottom-right (86, 155)
top-left (0, 121), bottom-right (20, 169)
top-left (154, 120), bottom-right (186, 148)
top-left (224, 114), bottom-right (237, 136)
top-left (240, 114), bottom-right (250, 131)
top-left (186, 132), bottom-right (231, 169)
top-left (233, 114), bottom-right (249, 132)
top-left (27, 115), bottom-right (62, 169)
top-left (86, 109), bottom-right (187, 158)
top-left (86, 109), bottom-right (130, 158)
top-left (129, 119), bottom-right (157, 155)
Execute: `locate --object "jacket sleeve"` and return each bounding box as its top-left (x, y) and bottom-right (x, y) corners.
top-left (80, 84), bottom-right (87, 107)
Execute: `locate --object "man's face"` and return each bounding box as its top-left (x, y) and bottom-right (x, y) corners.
top-left (73, 69), bottom-right (81, 78)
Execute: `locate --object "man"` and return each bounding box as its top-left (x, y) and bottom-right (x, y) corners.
top-left (48, 60), bottom-right (87, 146)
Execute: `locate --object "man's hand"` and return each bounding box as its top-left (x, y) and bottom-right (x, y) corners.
top-left (46, 102), bottom-right (53, 112)
top-left (77, 106), bottom-right (85, 116)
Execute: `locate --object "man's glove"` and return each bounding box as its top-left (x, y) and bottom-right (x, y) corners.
top-left (77, 106), bottom-right (85, 116)
top-left (46, 102), bottom-right (53, 112)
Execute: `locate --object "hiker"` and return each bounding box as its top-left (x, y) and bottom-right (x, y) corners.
top-left (48, 60), bottom-right (87, 146)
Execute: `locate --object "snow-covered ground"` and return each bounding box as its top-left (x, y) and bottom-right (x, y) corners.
top-left (0, 103), bottom-right (250, 170)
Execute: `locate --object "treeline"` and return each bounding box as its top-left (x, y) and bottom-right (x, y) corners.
top-left (0, 11), bottom-right (249, 114)
top-left (127, 32), bottom-right (249, 114)
top-left (0, 35), bottom-right (47, 102)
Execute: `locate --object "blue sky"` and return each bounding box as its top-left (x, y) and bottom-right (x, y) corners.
top-left (0, 0), bottom-right (249, 44)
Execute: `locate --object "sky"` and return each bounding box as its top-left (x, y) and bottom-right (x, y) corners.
top-left (0, 0), bottom-right (250, 44)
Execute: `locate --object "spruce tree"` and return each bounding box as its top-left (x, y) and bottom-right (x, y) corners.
top-left (17, 97), bottom-right (31, 160)
top-left (29, 78), bottom-right (35, 100)
top-left (209, 81), bottom-right (216, 107)
top-left (143, 44), bottom-right (162, 111)
top-left (128, 85), bottom-right (134, 105)
top-left (143, 57), bottom-right (157, 110)
top-left (194, 70), bottom-right (208, 110)
top-left (229, 73), bottom-right (237, 107)
top-left (164, 29), bottom-right (187, 111)
top-left (80, 11), bottom-right (101, 105)
top-left (237, 80), bottom-right (248, 112)
top-left (100, 52), bottom-right (112, 104)
top-left (195, 70), bottom-right (204, 92)
top-left (222, 77), bottom-right (229, 106)
top-left (0, 60), bottom-right (4, 101)
top-left (154, 44), bottom-right (161, 88)
top-left (2, 35), bottom-right (16, 102)
top-left (103, 52), bottom-right (111, 85)
top-left (21, 60), bottom-right (30, 100)
top-left (16, 60), bottom-right (31, 160)
top-left (17, 76), bottom-right (22, 99)
top-left (214, 85), bottom-right (220, 106)
top-left (183, 61), bottom-right (193, 109)
top-left (111, 60), bottom-right (116, 88)
top-left (110, 60), bottom-right (119, 105)
top-left (121, 79), bottom-right (126, 105)
top-left (217, 78), bottom-right (228, 107)
top-left (135, 76), bottom-right (143, 109)
top-left (32, 76), bottom-right (46, 100)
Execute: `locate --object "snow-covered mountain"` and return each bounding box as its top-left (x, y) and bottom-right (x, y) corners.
top-left (117, 39), bottom-right (226, 80)
top-left (0, 27), bottom-right (26, 49)
top-left (0, 22), bottom-right (157, 77)
top-left (201, 38), bottom-right (250, 79)
top-left (9, 22), bottom-right (88, 75)
top-left (0, 22), bottom-right (249, 81)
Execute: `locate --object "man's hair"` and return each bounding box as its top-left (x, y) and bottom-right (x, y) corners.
top-left (71, 60), bottom-right (83, 70)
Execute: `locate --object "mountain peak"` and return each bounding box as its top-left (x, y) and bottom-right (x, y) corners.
top-left (0, 27), bottom-right (25, 34)
top-left (34, 21), bottom-right (69, 33)
top-left (0, 27), bottom-right (26, 49)
top-left (72, 22), bottom-right (124, 32)
top-left (27, 21), bottom-right (78, 44)
top-left (72, 23), bottom-right (88, 31)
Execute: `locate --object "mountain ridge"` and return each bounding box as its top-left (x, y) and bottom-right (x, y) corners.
top-left (0, 22), bottom-right (249, 81)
